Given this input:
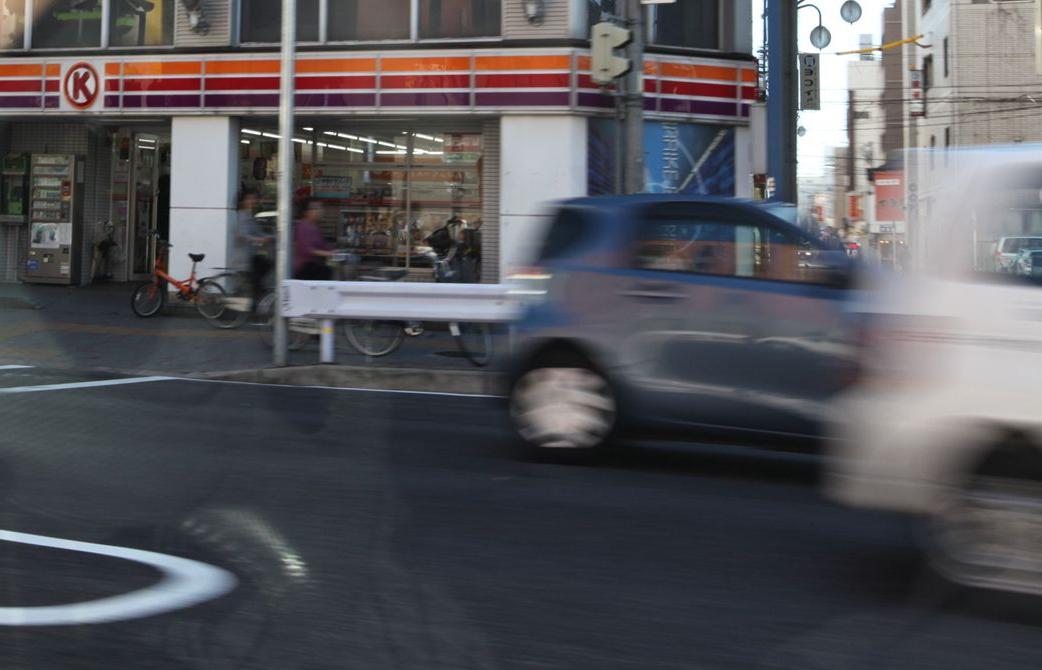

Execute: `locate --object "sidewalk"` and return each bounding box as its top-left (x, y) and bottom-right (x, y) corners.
top-left (0, 282), bottom-right (500, 379)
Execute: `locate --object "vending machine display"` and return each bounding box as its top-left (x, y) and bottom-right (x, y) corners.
top-left (24, 154), bottom-right (80, 284)
top-left (0, 154), bottom-right (28, 224)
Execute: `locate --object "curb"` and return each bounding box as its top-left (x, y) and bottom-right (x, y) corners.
top-left (197, 364), bottom-right (507, 396)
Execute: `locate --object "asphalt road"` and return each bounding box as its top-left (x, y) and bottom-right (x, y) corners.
top-left (0, 366), bottom-right (1038, 670)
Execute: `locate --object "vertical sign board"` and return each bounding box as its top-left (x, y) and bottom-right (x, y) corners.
top-left (910, 69), bottom-right (925, 118)
top-left (799, 53), bottom-right (820, 111)
top-left (875, 171), bottom-right (905, 222)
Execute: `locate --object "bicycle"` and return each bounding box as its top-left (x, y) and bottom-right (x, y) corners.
top-left (342, 233), bottom-right (493, 367)
top-left (130, 241), bottom-right (226, 320)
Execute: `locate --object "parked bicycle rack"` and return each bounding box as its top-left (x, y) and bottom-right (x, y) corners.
top-left (281, 280), bottom-right (523, 364)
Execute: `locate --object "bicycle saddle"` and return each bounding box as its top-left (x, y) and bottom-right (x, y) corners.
top-left (188, 253), bottom-right (205, 263)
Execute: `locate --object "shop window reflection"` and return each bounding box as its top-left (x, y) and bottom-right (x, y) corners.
top-left (33, 0), bottom-right (102, 48)
top-left (0, 0), bottom-right (26, 49)
top-left (110, 0), bottom-right (173, 47)
top-left (418, 0), bottom-right (500, 39)
top-left (240, 0), bottom-right (320, 43)
top-left (328, 0), bottom-right (409, 41)
top-left (238, 126), bottom-right (483, 281)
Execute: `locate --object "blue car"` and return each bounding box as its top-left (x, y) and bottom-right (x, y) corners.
top-left (506, 195), bottom-right (860, 456)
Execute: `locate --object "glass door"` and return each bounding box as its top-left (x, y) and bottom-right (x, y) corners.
top-left (129, 134), bottom-right (160, 279)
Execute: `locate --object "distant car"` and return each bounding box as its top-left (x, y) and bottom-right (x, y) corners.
top-left (1011, 247), bottom-right (1042, 278)
top-left (506, 195), bottom-right (861, 456)
top-left (994, 236), bottom-right (1042, 273)
top-left (824, 273), bottom-right (1042, 596)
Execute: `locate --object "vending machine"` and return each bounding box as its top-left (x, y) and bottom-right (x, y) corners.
top-left (0, 154), bottom-right (28, 225)
top-left (24, 154), bottom-right (80, 284)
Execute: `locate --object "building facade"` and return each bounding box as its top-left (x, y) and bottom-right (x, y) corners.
top-left (0, 0), bottom-right (756, 285)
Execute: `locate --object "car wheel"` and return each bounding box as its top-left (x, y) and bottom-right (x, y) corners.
top-left (924, 446), bottom-right (1042, 597)
top-left (508, 356), bottom-right (617, 458)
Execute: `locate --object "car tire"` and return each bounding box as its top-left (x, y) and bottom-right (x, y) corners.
top-left (922, 442), bottom-right (1042, 600)
top-left (508, 352), bottom-right (617, 461)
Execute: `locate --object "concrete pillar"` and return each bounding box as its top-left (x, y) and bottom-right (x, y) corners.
top-left (169, 116), bottom-right (239, 281)
top-left (734, 125), bottom-right (753, 199)
top-left (499, 116), bottom-right (587, 277)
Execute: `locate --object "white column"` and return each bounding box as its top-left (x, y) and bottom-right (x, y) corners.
top-left (499, 116), bottom-right (588, 278)
top-left (734, 125), bottom-right (753, 198)
top-left (169, 116), bottom-right (239, 281)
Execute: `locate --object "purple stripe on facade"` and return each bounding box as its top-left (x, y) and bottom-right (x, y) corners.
top-left (0, 95), bottom-right (43, 108)
top-left (204, 93), bottom-right (281, 108)
top-left (474, 92), bottom-right (569, 107)
top-left (380, 92), bottom-right (470, 106)
top-left (741, 103), bottom-right (751, 117)
top-left (576, 92), bottom-right (613, 108)
top-left (44, 96), bottom-right (59, 109)
top-left (104, 95), bottom-right (120, 108)
top-left (644, 97), bottom-right (656, 111)
top-left (659, 98), bottom-right (739, 118)
top-left (296, 93), bottom-right (376, 107)
top-left (121, 94), bottom-right (202, 108)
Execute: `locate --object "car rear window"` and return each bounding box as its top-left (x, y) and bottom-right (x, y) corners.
top-left (536, 208), bottom-right (593, 262)
top-left (1002, 238), bottom-right (1042, 252)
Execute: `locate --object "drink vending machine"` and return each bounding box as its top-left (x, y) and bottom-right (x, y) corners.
top-left (24, 154), bottom-right (81, 284)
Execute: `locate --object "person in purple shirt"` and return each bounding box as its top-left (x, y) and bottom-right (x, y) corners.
top-left (293, 197), bottom-right (335, 280)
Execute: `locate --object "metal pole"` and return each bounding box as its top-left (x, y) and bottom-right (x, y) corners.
top-left (274, 0), bottom-right (297, 366)
top-left (623, 0), bottom-right (645, 194)
top-left (767, 0), bottom-right (798, 203)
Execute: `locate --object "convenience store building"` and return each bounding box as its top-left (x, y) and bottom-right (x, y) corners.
top-left (0, 0), bottom-right (756, 285)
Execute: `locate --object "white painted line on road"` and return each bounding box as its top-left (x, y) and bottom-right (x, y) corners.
top-left (183, 376), bottom-right (505, 399)
top-left (0, 376), bottom-right (174, 394)
top-left (0, 529), bottom-right (237, 626)
top-left (0, 365), bottom-right (34, 370)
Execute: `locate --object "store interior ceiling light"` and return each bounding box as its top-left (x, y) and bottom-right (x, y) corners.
top-left (303, 127), bottom-right (314, 131)
top-left (240, 139), bottom-right (250, 144)
top-left (242, 129), bottom-right (262, 135)
top-left (261, 132), bottom-right (280, 139)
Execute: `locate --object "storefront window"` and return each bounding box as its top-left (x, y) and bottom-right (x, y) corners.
top-left (328, 0), bottom-right (409, 41)
top-left (33, 0), bottom-right (102, 48)
top-left (238, 124), bottom-right (483, 279)
top-left (240, 0), bottom-right (319, 43)
top-left (0, 0), bottom-right (26, 49)
top-left (651, 0), bottom-right (719, 50)
top-left (110, 0), bottom-right (173, 46)
top-left (419, 0), bottom-right (500, 39)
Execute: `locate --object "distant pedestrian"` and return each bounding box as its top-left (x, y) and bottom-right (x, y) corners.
top-left (235, 188), bottom-right (273, 307)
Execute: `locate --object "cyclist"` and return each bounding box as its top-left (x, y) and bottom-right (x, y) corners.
top-left (234, 187), bottom-right (273, 308)
top-left (293, 197), bottom-right (335, 280)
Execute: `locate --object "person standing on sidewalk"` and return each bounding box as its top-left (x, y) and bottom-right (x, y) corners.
top-left (293, 197), bottom-right (335, 280)
top-left (235, 188), bottom-right (273, 307)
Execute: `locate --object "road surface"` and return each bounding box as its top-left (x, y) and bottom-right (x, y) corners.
top-left (0, 366), bottom-right (1037, 669)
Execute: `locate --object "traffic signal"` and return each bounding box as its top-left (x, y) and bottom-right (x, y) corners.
top-left (590, 22), bottom-right (632, 85)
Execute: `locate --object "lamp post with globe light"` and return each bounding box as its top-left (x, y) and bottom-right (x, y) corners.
top-left (767, 0), bottom-right (862, 204)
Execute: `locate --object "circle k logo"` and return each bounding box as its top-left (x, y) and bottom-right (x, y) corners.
top-left (63, 62), bottom-right (100, 110)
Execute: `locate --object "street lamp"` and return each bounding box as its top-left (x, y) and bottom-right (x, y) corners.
top-left (840, 0), bottom-right (863, 24)
top-left (798, 0), bottom-right (862, 50)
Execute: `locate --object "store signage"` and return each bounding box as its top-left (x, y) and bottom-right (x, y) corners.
top-left (910, 69), bottom-right (925, 118)
top-left (875, 171), bottom-right (905, 222)
top-left (848, 192), bottom-right (861, 221)
top-left (799, 53), bottom-right (820, 111)
top-left (62, 62), bottom-right (100, 110)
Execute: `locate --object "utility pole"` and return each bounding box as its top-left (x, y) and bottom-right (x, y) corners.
top-left (903, 0), bottom-right (918, 271)
top-left (273, 0), bottom-right (297, 366)
top-left (767, 0), bottom-right (798, 203)
top-left (623, 0), bottom-right (645, 194)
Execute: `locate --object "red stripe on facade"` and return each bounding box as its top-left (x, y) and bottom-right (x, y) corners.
top-left (296, 75), bottom-right (378, 90)
top-left (379, 74), bottom-right (470, 89)
top-left (205, 76), bottom-right (280, 91)
top-left (105, 79), bottom-right (120, 92)
top-left (474, 73), bottom-right (570, 88)
top-left (741, 86), bottom-right (758, 100)
top-left (44, 80), bottom-right (59, 93)
top-left (122, 78), bottom-right (202, 92)
top-left (658, 80), bottom-right (738, 100)
top-left (0, 80), bottom-right (41, 93)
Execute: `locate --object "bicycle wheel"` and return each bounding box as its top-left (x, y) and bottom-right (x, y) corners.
top-left (451, 322), bottom-right (493, 367)
top-left (194, 280), bottom-right (227, 320)
top-left (204, 273), bottom-right (252, 329)
top-left (256, 293), bottom-right (310, 351)
top-left (342, 320), bottom-right (405, 357)
top-left (131, 280), bottom-right (166, 317)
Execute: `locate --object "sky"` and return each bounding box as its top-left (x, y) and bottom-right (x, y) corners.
top-left (752, 0), bottom-right (896, 179)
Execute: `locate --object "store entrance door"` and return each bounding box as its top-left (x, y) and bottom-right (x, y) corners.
top-left (127, 134), bottom-right (170, 280)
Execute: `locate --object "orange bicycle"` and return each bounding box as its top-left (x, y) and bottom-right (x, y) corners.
top-left (131, 240), bottom-right (226, 319)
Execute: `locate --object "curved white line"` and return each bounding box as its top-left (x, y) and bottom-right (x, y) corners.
top-left (0, 529), bottom-right (238, 626)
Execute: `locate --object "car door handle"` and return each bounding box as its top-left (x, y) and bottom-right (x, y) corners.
top-left (619, 283), bottom-right (686, 301)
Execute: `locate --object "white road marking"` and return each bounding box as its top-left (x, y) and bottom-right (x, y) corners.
top-left (0, 365), bottom-right (34, 370)
top-left (0, 376), bottom-right (174, 394)
top-left (0, 529), bottom-right (237, 626)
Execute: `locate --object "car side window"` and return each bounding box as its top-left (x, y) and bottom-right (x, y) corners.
top-left (635, 214), bottom-right (828, 284)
